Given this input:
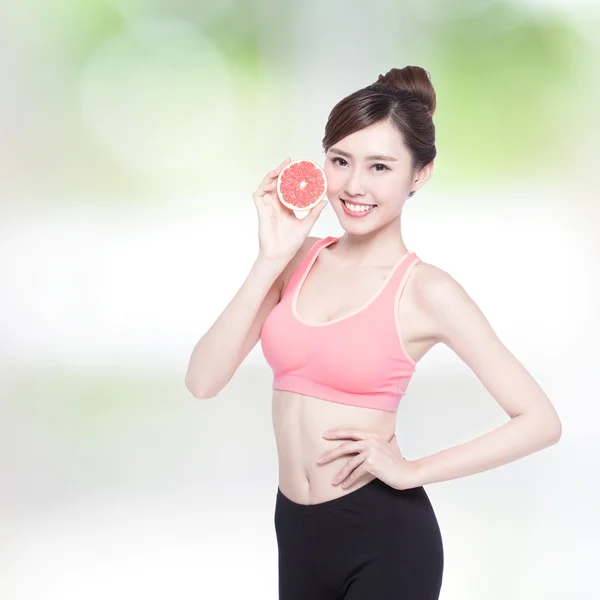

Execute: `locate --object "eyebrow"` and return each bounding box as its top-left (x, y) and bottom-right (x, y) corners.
top-left (329, 147), bottom-right (398, 161)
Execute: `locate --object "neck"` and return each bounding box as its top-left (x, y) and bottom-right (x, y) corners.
top-left (331, 228), bottom-right (408, 268)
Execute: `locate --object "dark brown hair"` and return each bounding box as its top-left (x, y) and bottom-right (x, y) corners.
top-left (321, 66), bottom-right (437, 198)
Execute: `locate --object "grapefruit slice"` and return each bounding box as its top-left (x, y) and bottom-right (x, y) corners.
top-left (276, 159), bottom-right (328, 212)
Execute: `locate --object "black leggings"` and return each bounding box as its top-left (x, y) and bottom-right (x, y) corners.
top-left (274, 477), bottom-right (444, 599)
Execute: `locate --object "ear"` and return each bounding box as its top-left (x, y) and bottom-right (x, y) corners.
top-left (410, 160), bottom-right (434, 194)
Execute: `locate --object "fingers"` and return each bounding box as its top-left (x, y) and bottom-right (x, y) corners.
top-left (261, 156), bottom-right (291, 186)
top-left (253, 180), bottom-right (279, 210)
top-left (303, 196), bottom-right (329, 226)
top-left (253, 157), bottom-right (290, 203)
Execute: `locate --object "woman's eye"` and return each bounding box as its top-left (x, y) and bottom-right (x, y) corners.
top-left (331, 157), bottom-right (389, 171)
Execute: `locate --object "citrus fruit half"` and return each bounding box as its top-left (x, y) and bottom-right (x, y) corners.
top-left (276, 159), bottom-right (328, 212)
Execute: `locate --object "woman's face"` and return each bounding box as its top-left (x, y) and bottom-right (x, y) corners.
top-left (323, 120), bottom-right (430, 231)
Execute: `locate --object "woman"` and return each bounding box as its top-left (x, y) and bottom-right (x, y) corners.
top-left (185, 66), bottom-right (562, 599)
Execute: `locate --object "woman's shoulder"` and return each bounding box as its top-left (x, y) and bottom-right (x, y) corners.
top-left (279, 236), bottom-right (323, 296)
top-left (293, 236), bottom-right (323, 266)
top-left (411, 258), bottom-right (463, 300)
top-left (408, 258), bottom-right (472, 340)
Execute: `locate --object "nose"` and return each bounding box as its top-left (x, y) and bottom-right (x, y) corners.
top-left (344, 169), bottom-right (367, 198)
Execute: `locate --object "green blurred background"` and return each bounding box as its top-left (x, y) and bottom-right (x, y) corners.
top-left (1, 1), bottom-right (598, 598)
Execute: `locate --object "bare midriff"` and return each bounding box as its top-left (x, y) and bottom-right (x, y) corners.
top-left (271, 389), bottom-right (397, 505)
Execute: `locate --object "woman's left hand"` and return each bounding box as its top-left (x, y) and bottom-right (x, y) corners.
top-left (318, 429), bottom-right (421, 491)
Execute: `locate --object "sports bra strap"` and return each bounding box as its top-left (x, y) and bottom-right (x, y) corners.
top-left (283, 237), bottom-right (336, 298)
top-left (283, 236), bottom-right (420, 310)
top-left (376, 252), bottom-right (420, 304)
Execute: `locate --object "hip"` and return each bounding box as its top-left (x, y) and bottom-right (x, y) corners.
top-left (275, 476), bottom-right (442, 545)
top-left (274, 475), bottom-right (444, 590)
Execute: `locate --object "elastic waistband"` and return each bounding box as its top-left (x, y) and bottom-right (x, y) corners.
top-left (276, 477), bottom-right (397, 515)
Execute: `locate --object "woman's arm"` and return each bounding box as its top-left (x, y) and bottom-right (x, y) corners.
top-left (409, 265), bottom-right (562, 487)
top-left (184, 255), bottom-right (286, 399)
top-left (185, 236), bottom-right (320, 399)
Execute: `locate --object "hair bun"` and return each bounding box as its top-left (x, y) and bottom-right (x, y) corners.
top-left (374, 66), bottom-right (436, 116)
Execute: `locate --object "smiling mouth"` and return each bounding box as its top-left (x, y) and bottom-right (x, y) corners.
top-left (341, 199), bottom-right (377, 209)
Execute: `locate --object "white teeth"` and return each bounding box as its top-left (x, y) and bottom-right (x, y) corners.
top-left (343, 200), bottom-right (375, 212)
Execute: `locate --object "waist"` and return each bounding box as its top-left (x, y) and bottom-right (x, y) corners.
top-left (272, 389), bottom-right (396, 504)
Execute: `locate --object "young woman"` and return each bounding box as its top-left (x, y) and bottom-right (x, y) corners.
top-left (185, 66), bottom-right (562, 600)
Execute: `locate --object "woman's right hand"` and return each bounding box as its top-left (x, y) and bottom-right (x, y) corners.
top-left (253, 157), bottom-right (329, 263)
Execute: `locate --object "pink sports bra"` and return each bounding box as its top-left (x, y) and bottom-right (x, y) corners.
top-left (260, 236), bottom-right (421, 412)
